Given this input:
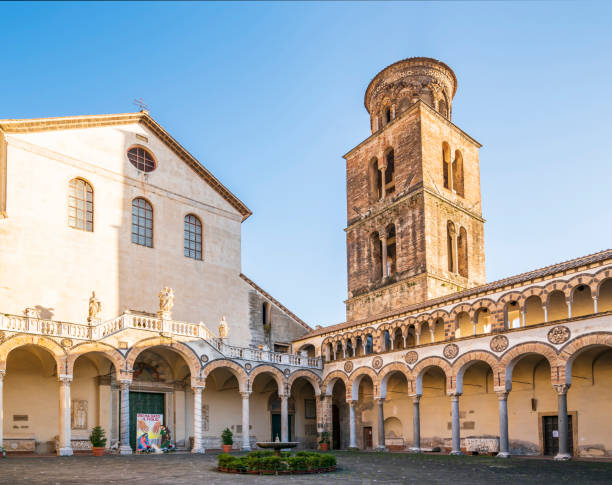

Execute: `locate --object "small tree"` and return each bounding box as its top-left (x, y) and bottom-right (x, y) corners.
top-left (89, 426), bottom-right (107, 448)
top-left (221, 427), bottom-right (233, 446)
top-left (318, 431), bottom-right (330, 444)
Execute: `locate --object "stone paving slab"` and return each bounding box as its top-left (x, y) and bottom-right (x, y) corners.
top-left (1, 452), bottom-right (612, 484)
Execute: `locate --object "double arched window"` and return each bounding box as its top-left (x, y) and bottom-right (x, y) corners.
top-left (447, 220), bottom-right (468, 277)
top-left (68, 178), bottom-right (93, 232)
top-left (184, 214), bottom-right (202, 260)
top-left (132, 198), bottom-right (153, 247)
top-left (441, 143), bottom-right (464, 197)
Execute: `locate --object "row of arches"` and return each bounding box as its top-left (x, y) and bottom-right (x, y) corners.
top-left (320, 269), bottom-right (612, 360)
top-left (320, 334), bottom-right (612, 456)
top-left (0, 335), bottom-right (323, 455)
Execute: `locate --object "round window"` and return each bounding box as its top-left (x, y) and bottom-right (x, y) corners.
top-left (127, 147), bottom-right (156, 172)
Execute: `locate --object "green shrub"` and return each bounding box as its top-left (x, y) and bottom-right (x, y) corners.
top-left (228, 457), bottom-right (246, 472)
top-left (306, 454), bottom-right (321, 470)
top-left (261, 456), bottom-right (283, 471)
top-left (246, 450), bottom-right (273, 459)
top-left (89, 426), bottom-right (107, 447)
top-left (280, 451), bottom-right (290, 458)
top-left (288, 455), bottom-right (308, 471)
top-left (221, 427), bottom-right (233, 445)
top-left (217, 453), bottom-right (233, 467)
top-left (320, 454), bottom-right (336, 467)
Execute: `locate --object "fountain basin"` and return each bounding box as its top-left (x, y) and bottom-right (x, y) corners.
top-left (256, 441), bottom-right (299, 456)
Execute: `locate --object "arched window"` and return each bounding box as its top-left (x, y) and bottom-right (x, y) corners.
top-left (127, 147), bottom-right (156, 172)
top-left (384, 149), bottom-right (395, 197)
top-left (262, 301), bottom-right (271, 326)
top-left (68, 178), bottom-right (93, 232)
top-left (438, 98), bottom-right (448, 118)
top-left (447, 221), bottom-right (456, 272)
top-left (365, 334), bottom-right (374, 355)
top-left (131, 198), bottom-right (153, 247)
top-left (386, 224), bottom-right (397, 276)
top-left (384, 107), bottom-right (392, 124)
top-left (442, 143), bottom-right (451, 190)
top-left (452, 150), bottom-right (464, 197)
top-left (457, 227), bottom-right (468, 277)
top-left (184, 214), bottom-right (202, 260)
top-left (370, 231), bottom-right (382, 281)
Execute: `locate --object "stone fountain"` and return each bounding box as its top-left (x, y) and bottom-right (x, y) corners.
top-left (255, 435), bottom-right (299, 456)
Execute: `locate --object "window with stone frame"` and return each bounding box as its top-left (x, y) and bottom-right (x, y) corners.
top-left (131, 197), bottom-right (153, 247)
top-left (184, 214), bottom-right (202, 260)
top-left (127, 147), bottom-right (156, 172)
top-left (68, 178), bottom-right (93, 232)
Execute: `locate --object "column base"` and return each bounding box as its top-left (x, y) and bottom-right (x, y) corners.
top-left (57, 447), bottom-right (73, 456)
top-left (347, 446), bottom-right (359, 451)
top-left (496, 451), bottom-right (510, 458)
top-left (375, 445), bottom-right (387, 452)
top-left (409, 447), bottom-right (422, 453)
top-left (119, 445), bottom-right (133, 455)
top-left (449, 450), bottom-right (463, 456)
top-left (554, 453), bottom-right (572, 461)
top-left (191, 447), bottom-right (206, 454)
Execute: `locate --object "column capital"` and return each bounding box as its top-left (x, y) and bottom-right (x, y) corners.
top-left (410, 394), bottom-right (421, 403)
top-left (240, 391), bottom-right (251, 399)
top-left (58, 374), bottom-right (73, 383)
top-left (0, 369), bottom-right (5, 378)
top-left (374, 396), bottom-right (385, 404)
top-left (496, 390), bottom-right (509, 400)
top-left (347, 399), bottom-right (357, 406)
top-left (279, 393), bottom-right (289, 401)
top-left (448, 392), bottom-right (462, 400)
top-left (191, 377), bottom-right (206, 389)
top-left (192, 385), bottom-right (204, 393)
top-left (119, 379), bottom-right (132, 390)
top-left (553, 383), bottom-right (570, 395)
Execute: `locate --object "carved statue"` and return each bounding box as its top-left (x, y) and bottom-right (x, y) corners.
top-left (218, 316), bottom-right (228, 339)
top-left (158, 287), bottom-right (174, 313)
top-left (88, 291), bottom-right (101, 321)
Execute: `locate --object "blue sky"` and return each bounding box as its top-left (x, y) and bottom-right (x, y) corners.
top-left (1, 2), bottom-right (611, 327)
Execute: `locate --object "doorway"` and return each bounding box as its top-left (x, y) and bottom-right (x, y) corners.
top-left (363, 426), bottom-right (373, 449)
top-left (332, 404), bottom-right (340, 449)
top-left (271, 414), bottom-right (293, 441)
top-left (542, 415), bottom-right (573, 456)
top-left (128, 391), bottom-right (165, 451)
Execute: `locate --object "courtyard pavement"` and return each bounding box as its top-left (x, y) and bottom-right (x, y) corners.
top-left (1, 451), bottom-right (612, 484)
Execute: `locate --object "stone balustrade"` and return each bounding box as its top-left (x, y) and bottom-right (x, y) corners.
top-left (216, 340), bottom-right (323, 369)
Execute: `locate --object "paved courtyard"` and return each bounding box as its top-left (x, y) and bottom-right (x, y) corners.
top-left (1, 452), bottom-right (612, 484)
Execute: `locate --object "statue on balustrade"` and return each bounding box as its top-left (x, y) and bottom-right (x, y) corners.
top-left (158, 287), bottom-right (175, 315)
top-left (88, 291), bottom-right (102, 322)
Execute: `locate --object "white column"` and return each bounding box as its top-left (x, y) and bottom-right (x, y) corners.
top-left (119, 380), bottom-right (132, 454)
top-left (554, 384), bottom-right (572, 460)
top-left (410, 395), bottom-right (421, 453)
top-left (450, 393), bottom-right (462, 455)
top-left (567, 299), bottom-right (572, 319)
top-left (593, 297), bottom-right (599, 313)
top-left (375, 397), bottom-right (386, 451)
top-left (0, 370), bottom-right (4, 450)
top-left (192, 386), bottom-right (205, 453)
top-left (521, 310), bottom-right (526, 327)
top-left (543, 304), bottom-right (549, 323)
top-left (497, 391), bottom-right (510, 458)
top-left (348, 400), bottom-right (357, 449)
top-left (280, 394), bottom-right (289, 442)
top-left (58, 375), bottom-right (73, 456)
top-left (241, 391), bottom-right (251, 451)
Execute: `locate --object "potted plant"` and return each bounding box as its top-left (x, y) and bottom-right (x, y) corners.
top-left (1, 446), bottom-right (6, 458)
top-left (221, 427), bottom-right (233, 453)
top-left (89, 426), bottom-right (107, 456)
top-left (318, 431), bottom-right (330, 451)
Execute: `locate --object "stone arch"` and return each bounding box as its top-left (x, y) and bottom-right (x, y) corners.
top-left (67, 342), bottom-right (125, 376)
top-left (412, 357), bottom-right (452, 395)
top-left (288, 369), bottom-right (322, 397)
top-left (202, 358), bottom-right (249, 392)
top-left (497, 291), bottom-right (524, 307)
top-left (520, 285), bottom-right (546, 301)
top-left (499, 342), bottom-right (560, 389)
top-left (542, 280), bottom-right (571, 300)
top-left (470, 298), bottom-right (498, 317)
top-left (322, 370), bottom-right (349, 396)
top-left (451, 351), bottom-right (502, 393)
top-left (594, 267), bottom-right (612, 296)
top-left (248, 364), bottom-right (287, 395)
top-left (125, 337), bottom-right (202, 379)
top-left (0, 334), bottom-right (67, 373)
top-left (377, 362), bottom-right (411, 398)
top-left (449, 302), bottom-right (473, 322)
top-left (566, 274), bottom-right (596, 298)
top-left (349, 366), bottom-right (379, 400)
top-left (558, 332), bottom-right (612, 385)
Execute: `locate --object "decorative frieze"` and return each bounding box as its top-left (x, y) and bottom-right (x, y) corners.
top-left (489, 335), bottom-right (509, 353)
top-left (443, 343), bottom-right (459, 359)
top-left (404, 351), bottom-right (418, 364)
top-left (548, 326), bottom-right (571, 345)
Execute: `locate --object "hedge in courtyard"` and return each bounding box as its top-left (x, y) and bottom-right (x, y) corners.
top-left (217, 451), bottom-right (337, 474)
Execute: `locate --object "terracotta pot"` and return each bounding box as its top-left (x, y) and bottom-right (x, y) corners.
top-left (319, 443), bottom-right (329, 451)
top-left (92, 447), bottom-right (105, 457)
top-left (222, 444), bottom-right (232, 453)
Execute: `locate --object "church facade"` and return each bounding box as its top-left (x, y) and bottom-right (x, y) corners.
top-left (0, 57), bottom-right (610, 459)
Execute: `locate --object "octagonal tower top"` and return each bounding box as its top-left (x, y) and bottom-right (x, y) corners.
top-left (364, 57), bottom-right (457, 132)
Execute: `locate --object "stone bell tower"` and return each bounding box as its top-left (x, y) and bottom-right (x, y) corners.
top-left (344, 57), bottom-right (486, 322)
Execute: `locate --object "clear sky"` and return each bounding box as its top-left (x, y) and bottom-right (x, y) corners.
top-left (1, 2), bottom-right (611, 328)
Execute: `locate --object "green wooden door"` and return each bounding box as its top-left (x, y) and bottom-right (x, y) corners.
top-left (127, 392), bottom-right (165, 451)
top-left (271, 414), bottom-right (292, 441)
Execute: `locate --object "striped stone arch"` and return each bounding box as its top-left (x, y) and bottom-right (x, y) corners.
top-left (67, 342), bottom-right (125, 376)
top-left (451, 351), bottom-right (502, 393)
top-left (558, 332), bottom-right (612, 385)
top-left (428, 309), bottom-right (451, 337)
top-left (566, 274), bottom-right (596, 302)
top-left (499, 342), bottom-right (560, 389)
top-left (0, 334), bottom-right (67, 373)
top-left (497, 291), bottom-right (525, 307)
top-left (412, 356), bottom-right (452, 395)
top-left (519, 285), bottom-right (546, 302)
top-left (125, 337), bottom-right (202, 379)
top-left (470, 297), bottom-right (498, 315)
top-left (348, 366), bottom-right (379, 400)
top-left (248, 364), bottom-right (287, 394)
top-left (377, 362), bottom-right (411, 398)
top-left (202, 359), bottom-right (249, 392)
top-left (542, 280), bottom-right (571, 301)
top-left (287, 369), bottom-right (322, 396)
top-left (449, 302), bottom-right (473, 321)
top-left (594, 267), bottom-right (612, 296)
top-left (322, 369), bottom-right (349, 396)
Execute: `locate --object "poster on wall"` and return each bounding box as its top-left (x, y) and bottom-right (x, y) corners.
top-left (136, 413), bottom-right (163, 451)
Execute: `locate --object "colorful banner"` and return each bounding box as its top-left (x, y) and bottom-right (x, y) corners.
top-left (136, 413), bottom-right (163, 451)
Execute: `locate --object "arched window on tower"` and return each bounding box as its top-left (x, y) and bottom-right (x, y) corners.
top-left (438, 98), bottom-right (448, 118)
top-left (384, 107), bottom-right (392, 125)
top-left (370, 231), bottom-right (383, 282)
top-left (68, 178), bottom-right (93, 232)
top-left (452, 150), bottom-right (464, 197)
top-left (457, 226), bottom-right (468, 277)
top-left (447, 221), bottom-right (456, 273)
top-left (442, 142), bottom-right (451, 190)
top-left (262, 301), bottom-right (271, 327)
top-left (384, 149), bottom-right (395, 197)
top-left (386, 224), bottom-right (397, 276)
top-left (369, 158), bottom-right (382, 202)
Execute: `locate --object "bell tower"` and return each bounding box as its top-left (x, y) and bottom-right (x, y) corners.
top-left (344, 57), bottom-right (486, 322)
